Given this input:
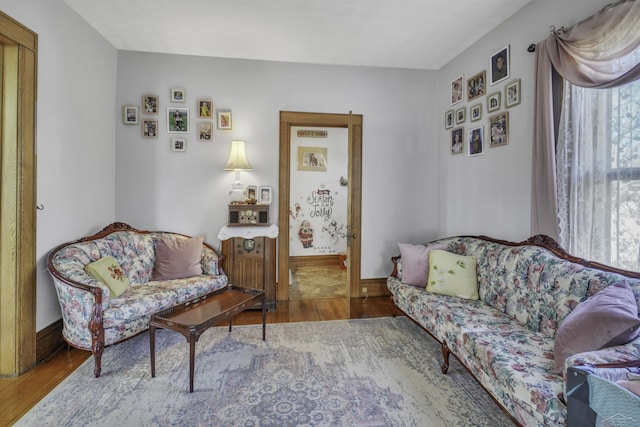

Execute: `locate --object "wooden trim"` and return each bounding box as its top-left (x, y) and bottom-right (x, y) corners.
top-left (360, 278), bottom-right (389, 297)
top-left (36, 320), bottom-right (65, 363)
top-left (289, 255), bottom-right (340, 268)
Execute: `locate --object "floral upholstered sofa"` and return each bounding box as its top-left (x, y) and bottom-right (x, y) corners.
top-left (47, 222), bottom-right (228, 377)
top-left (387, 235), bottom-right (640, 426)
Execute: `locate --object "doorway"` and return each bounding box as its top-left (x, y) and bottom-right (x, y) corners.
top-left (278, 111), bottom-right (363, 318)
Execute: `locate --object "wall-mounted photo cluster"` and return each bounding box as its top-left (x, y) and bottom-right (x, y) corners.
top-left (122, 88), bottom-right (233, 152)
top-left (445, 44), bottom-right (521, 157)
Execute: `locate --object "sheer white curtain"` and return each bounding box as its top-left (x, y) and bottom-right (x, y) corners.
top-left (532, 0), bottom-right (640, 268)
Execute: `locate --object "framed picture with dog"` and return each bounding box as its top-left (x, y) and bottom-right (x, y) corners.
top-left (297, 146), bottom-right (328, 172)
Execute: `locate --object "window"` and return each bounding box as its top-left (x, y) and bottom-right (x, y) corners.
top-left (556, 79), bottom-right (640, 271)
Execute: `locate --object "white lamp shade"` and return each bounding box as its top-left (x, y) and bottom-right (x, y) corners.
top-left (224, 140), bottom-right (252, 170)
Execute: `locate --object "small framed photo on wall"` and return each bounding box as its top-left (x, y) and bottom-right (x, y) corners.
top-left (445, 110), bottom-right (454, 129)
top-left (217, 110), bottom-right (232, 130)
top-left (450, 75), bottom-right (464, 105)
top-left (467, 70), bottom-right (486, 101)
top-left (468, 126), bottom-right (484, 157)
top-left (197, 121), bottom-right (213, 141)
top-left (142, 95), bottom-right (158, 114)
top-left (505, 79), bottom-right (522, 108)
top-left (490, 45), bottom-right (510, 85)
top-left (455, 107), bottom-right (466, 124)
top-left (167, 107), bottom-right (189, 133)
top-left (489, 112), bottom-right (509, 147)
top-left (258, 186), bottom-right (272, 205)
top-left (470, 103), bottom-right (482, 122)
top-left (170, 88), bottom-right (186, 103)
top-left (170, 137), bottom-right (187, 152)
top-left (197, 98), bottom-right (213, 118)
top-left (487, 92), bottom-right (501, 112)
top-left (297, 146), bottom-right (328, 171)
top-left (122, 105), bottom-right (139, 124)
top-left (451, 127), bottom-right (464, 155)
top-left (141, 119), bottom-right (158, 139)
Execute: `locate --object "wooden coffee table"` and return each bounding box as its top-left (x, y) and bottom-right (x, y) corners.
top-left (149, 285), bottom-right (266, 392)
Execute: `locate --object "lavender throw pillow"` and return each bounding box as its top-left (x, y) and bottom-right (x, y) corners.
top-left (398, 243), bottom-right (447, 287)
top-left (152, 236), bottom-right (204, 281)
top-left (553, 280), bottom-right (640, 372)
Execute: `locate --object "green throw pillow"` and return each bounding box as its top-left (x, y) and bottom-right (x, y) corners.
top-left (85, 256), bottom-right (130, 297)
top-left (426, 250), bottom-right (479, 300)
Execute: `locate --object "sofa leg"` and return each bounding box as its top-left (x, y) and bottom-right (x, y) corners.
top-left (391, 296), bottom-right (398, 317)
top-left (92, 343), bottom-right (103, 378)
top-left (441, 342), bottom-right (450, 374)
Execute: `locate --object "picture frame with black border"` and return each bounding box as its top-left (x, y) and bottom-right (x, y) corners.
top-left (123, 105), bottom-right (139, 124)
top-left (141, 119), bottom-right (158, 139)
top-left (451, 127), bottom-right (464, 155)
top-left (170, 137), bottom-right (187, 152)
top-left (490, 45), bottom-right (510, 86)
top-left (467, 70), bottom-right (486, 101)
top-left (468, 125), bottom-right (484, 157)
top-left (489, 112), bottom-right (509, 147)
top-left (470, 103), bottom-right (482, 122)
top-left (445, 110), bottom-right (454, 129)
top-left (170, 88), bottom-right (186, 103)
top-left (505, 79), bottom-right (522, 108)
top-left (197, 121), bottom-right (213, 142)
top-left (455, 107), bottom-right (466, 124)
top-left (258, 186), bottom-right (272, 205)
top-left (450, 75), bottom-right (464, 105)
top-left (487, 92), bottom-right (501, 112)
top-left (167, 107), bottom-right (189, 133)
top-left (142, 95), bottom-right (158, 114)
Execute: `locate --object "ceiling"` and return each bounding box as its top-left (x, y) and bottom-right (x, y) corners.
top-left (63, 0), bottom-right (532, 70)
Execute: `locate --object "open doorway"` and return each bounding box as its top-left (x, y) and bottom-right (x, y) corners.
top-left (278, 111), bottom-right (363, 317)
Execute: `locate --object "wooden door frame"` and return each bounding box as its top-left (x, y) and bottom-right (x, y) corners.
top-left (0, 12), bottom-right (38, 376)
top-left (278, 111), bottom-right (363, 309)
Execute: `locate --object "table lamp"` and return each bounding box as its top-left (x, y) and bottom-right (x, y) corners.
top-left (224, 140), bottom-right (252, 203)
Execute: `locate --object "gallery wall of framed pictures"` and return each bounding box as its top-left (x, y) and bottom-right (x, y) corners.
top-left (445, 44), bottom-right (521, 157)
top-left (122, 88), bottom-right (235, 151)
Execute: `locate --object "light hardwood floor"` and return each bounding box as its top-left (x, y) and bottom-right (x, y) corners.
top-left (0, 296), bottom-right (395, 426)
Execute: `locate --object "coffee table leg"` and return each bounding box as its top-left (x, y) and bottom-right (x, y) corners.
top-left (150, 324), bottom-right (156, 378)
top-left (262, 299), bottom-right (266, 341)
top-left (189, 332), bottom-right (196, 393)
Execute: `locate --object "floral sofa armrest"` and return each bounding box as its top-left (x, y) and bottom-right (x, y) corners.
top-left (201, 243), bottom-right (225, 276)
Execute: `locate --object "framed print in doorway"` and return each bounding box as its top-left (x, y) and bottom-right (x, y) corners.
top-left (141, 119), bottom-right (158, 139)
top-left (167, 107), bottom-right (189, 133)
top-left (122, 105), bottom-right (138, 124)
top-left (490, 45), bottom-right (510, 85)
top-left (217, 110), bottom-right (232, 130)
top-left (297, 146), bottom-right (327, 171)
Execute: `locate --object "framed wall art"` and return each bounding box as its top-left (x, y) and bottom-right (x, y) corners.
top-left (445, 110), bottom-right (454, 129)
top-left (197, 98), bottom-right (213, 118)
top-left (167, 107), bottom-right (189, 133)
top-left (171, 137), bottom-right (187, 152)
top-left (487, 92), bottom-right (501, 112)
top-left (142, 95), bottom-right (158, 114)
top-left (467, 70), bottom-right (486, 101)
top-left (450, 75), bottom-right (464, 105)
top-left (217, 110), bottom-right (232, 130)
top-left (141, 119), bottom-right (158, 139)
top-left (197, 121), bottom-right (213, 142)
top-left (297, 146), bottom-right (327, 172)
top-left (258, 186), bottom-right (272, 205)
top-left (122, 105), bottom-right (139, 124)
top-left (489, 112), bottom-right (509, 147)
top-left (505, 79), bottom-right (522, 108)
top-left (490, 45), bottom-right (510, 85)
top-left (451, 127), bottom-right (464, 155)
top-left (468, 125), bottom-right (484, 157)
top-left (470, 103), bottom-right (482, 122)
top-left (170, 88), bottom-right (186, 103)
top-left (455, 107), bottom-right (466, 124)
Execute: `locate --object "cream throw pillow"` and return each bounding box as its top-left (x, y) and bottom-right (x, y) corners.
top-left (426, 250), bottom-right (479, 300)
top-left (85, 256), bottom-right (130, 297)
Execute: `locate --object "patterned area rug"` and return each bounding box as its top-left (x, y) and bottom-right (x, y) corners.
top-left (17, 317), bottom-right (514, 426)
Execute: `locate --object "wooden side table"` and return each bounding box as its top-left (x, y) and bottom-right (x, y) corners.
top-left (218, 225), bottom-right (278, 309)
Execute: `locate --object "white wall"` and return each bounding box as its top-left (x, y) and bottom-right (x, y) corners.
top-left (0, 0), bottom-right (118, 330)
top-left (436, 0), bottom-right (614, 241)
top-left (115, 52), bottom-right (438, 279)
